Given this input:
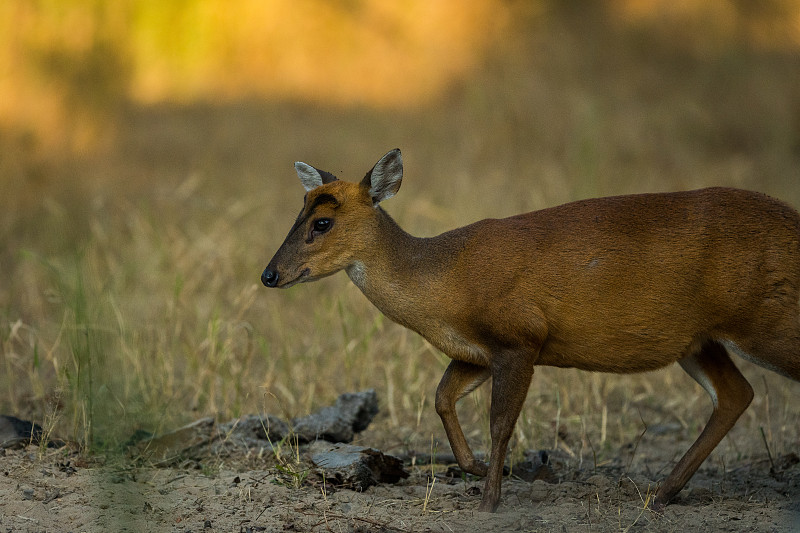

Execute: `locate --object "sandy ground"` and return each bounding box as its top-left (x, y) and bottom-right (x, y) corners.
top-left (2, 438), bottom-right (798, 533)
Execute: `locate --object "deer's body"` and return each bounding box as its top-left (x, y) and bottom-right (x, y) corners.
top-left (345, 188), bottom-right (800, 376)
top-left (262, 149), bottom-right (800, 512)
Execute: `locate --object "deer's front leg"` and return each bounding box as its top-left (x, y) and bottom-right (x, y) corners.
top-left (479, 353), bottom-right (536, 512)
top-left (435, 360), bottom-right (491, 476)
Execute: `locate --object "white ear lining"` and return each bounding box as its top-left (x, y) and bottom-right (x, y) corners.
top-left (295, 161), bottom-right (324, 191)
top-left (368, 149), bottom-right (403, 204)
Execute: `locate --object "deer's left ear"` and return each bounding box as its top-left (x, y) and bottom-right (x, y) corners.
top-left (361, 148), bottom-right (402, 205)
top-left (295, 162), bottom-right (338, 191)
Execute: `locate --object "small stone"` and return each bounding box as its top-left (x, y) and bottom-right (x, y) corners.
top-left (465, 486), bottom-right (481, 496)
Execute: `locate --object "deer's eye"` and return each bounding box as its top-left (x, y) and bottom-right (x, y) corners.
top-left (313, 218), bottom-right (332, 233)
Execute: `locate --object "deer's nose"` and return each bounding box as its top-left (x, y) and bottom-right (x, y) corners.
top-left (261, 268), bottom-right (279, 287)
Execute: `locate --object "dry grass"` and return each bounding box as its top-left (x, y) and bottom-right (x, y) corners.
top-left (1, 3), bottom-right (799, 472)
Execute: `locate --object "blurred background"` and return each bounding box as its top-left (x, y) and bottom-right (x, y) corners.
top-left (1, 0), bottom-right (799, 457)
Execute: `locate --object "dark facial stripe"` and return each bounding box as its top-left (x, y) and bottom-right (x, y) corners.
top-left (287, 193), bottom-right (340, 237)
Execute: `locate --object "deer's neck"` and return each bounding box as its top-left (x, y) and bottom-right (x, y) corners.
top-left (345, 210), bottom-right (455, 328)
top-left (345, 210), bottom-right (491, 366)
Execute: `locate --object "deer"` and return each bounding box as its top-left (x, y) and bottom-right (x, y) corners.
top-left (261, 148), bottom-right (800, 512)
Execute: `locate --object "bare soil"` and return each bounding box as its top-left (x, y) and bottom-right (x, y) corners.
top-left (2, 437), bottom-right (798, 533)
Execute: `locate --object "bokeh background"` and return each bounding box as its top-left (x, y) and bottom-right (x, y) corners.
top-left (2, 0), bottom-right (799, 461)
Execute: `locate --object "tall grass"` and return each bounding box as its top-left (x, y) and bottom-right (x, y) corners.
top-left (1, 3), bottom-right (799, 465)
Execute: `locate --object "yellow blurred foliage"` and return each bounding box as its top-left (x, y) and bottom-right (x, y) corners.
top-left (0, 0), bottom-right (511, 149)
top-left (1, 0), bottom-right (799, 151)
top-left (127, 0), bottom-right (511, 106)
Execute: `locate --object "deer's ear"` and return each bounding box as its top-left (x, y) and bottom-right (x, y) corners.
top-left (361, 148), bottom-right (402, 205)
top-left (295, 162), bottom-right (337, 191)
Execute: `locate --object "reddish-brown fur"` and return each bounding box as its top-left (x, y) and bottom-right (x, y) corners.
top-left (262, 149), bottom-right (800, 512)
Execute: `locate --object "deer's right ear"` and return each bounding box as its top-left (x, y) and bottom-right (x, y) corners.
top-left (295, 162), bottom-right (338, 191)
top-left (362, 148), bottom-right (403, 205)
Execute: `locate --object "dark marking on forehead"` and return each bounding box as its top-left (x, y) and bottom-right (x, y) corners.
top-left (308, 193), bottom-right (340, 213)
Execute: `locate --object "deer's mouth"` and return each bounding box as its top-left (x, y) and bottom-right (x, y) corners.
top-left (278, 268), bottom-right (310, 288)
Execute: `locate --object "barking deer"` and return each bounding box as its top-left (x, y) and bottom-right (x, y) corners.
top-left (261, 148), bottom-right (800, 512)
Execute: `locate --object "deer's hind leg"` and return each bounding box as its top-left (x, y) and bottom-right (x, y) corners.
top-left (654, 341), bottom-right (754, 510)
